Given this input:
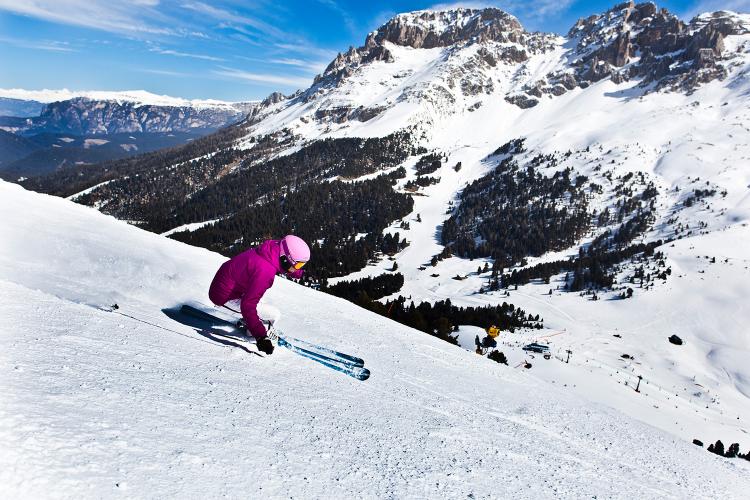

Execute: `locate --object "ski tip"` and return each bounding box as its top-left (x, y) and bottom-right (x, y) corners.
top-left (356, 368), bottom-right (371, 381)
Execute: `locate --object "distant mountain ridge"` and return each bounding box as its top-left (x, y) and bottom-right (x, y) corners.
top-left (21, 97), bottom-right (256, 135)
top-left (0, 97), bottom-right (44, 118)
top-left (0, 90), bottom-right (260, 136)
top-left (306, 2), bottom-right (750, 116)
top-left (0, 89), bottom-right (264, 179)
top-left (0, 88), bottom-right (252, 109)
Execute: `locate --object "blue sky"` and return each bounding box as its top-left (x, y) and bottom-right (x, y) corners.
top-left (1, 0), bottom-right (747, 101)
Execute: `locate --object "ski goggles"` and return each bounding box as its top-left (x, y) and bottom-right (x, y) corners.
top-left (280, 254), bottom-right (307, 270)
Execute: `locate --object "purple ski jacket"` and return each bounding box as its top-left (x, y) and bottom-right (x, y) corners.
top-left (208, 239), bottom-right (303, 339)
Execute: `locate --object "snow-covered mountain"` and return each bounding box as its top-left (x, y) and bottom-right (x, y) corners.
top-left (2, 180), bottom-right (750, 498)
top-left (0, 89), bottom-right (262, 180)
top-left (242, 4), bottom-right (749, 137)
top-left (27, 97), bottom-right (256, 135)
top-left (0, 88), bottom-right (252, 111)
top-left (15, 0), bottom-right (750, 457)
top-left (0, 88), bottom-right (259, 136)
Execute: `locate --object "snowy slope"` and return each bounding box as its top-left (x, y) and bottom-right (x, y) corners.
top-left (33, 2), bottom-right (750, 460)
top-left (250, 8), bottom-right (750, 450)
top-left (320, 71), bottom-right (750, 448)
top-left (2, 181), bottom-right (750, 497)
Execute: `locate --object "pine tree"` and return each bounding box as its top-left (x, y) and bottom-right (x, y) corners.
top-left (708, 440), bottom-right (725, 456)
top-left (487, 350), bottom-right (508, 365)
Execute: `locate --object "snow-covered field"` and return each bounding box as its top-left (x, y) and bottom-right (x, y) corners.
top-left (292, 19), bottom-right (750, 451)
top-left (319, 73), bottom-right (750, 450)
top-left (3, 181), bottom-right (750, 498)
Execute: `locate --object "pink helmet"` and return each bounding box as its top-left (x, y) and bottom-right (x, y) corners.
top-left (280, 235), bottom-right (310, 265)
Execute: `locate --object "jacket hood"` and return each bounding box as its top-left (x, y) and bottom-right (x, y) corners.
top-left (254, 239), bottom-right (284, 274)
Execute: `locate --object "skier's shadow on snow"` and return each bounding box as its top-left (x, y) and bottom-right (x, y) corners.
top-left (161, 307), bottom-right (262, 357)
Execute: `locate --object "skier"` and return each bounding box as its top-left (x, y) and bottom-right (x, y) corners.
top-left (208, 235), bottom-right (310, 355)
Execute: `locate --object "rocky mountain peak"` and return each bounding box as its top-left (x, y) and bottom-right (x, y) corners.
top-left (365, 8), bottom-right (524, 50)
top-left (566, 2), bottom-right (688, 80)
top-left (260, 91), bottom-right (287, 107)
top-left (506, 1), bottom-right (750, 108)
top-left (315, 8), bottom-right (532, 86)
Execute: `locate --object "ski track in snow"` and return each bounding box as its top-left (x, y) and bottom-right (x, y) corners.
top-left (2, 181), bottom-right (750, 498)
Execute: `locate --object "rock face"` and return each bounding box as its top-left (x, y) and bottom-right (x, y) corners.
top-left (474, 2), bottom-right (749, 107)
top-left (21, 98), bottom-right (258, 136)
top-left (565, 2), bottom-right (748, 92)
top-left (504, 94), bottom-right (539, 109)
top-left (669, 334), bottom-right (684, 345)
top-left (315, 8), bottom-right (555, 86)
top-left (367, 8), bottom-right (525, 49)
top-left (305, 3), bottom-right (750, 115)
top-left (261, 92), bottom-right (287, 107)
top-left (312, 105), bottom-right (386, 123)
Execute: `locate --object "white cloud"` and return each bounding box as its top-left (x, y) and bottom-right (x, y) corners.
top-left (0, 35), bottom-right (76, 52)
top-left (188, 31), bottom-right (211, 39)
top-left (0, 0), bottom-right (174, 36)
top-left (274, 42), bottom-right (337, 60)
top-left (682, 0), bottom-right (750, 18)
top-left (213, 66), bottom-right (312, 88)
top-left (269, 57), bottom-right (308, 67)
top-left (268, 58), bottom-right (329, 72)
top-left (148, 45), bottom-right (225, 61)
top-left (138, 68), bottom-right (193, 77)
top-left (182, 2), bottom-right (286, 40)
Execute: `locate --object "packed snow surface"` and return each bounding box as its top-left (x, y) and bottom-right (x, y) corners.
top-left (2, 182), bottom-right (750, 498)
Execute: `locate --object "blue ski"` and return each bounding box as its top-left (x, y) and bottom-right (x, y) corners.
top-left (270, 333), bottom-right (360, 368)
top-left (273, 333), bottom-right (364, 367)
top-left (186, 303), bottom-right (365, 367)
top-left (277, 337), bottom-right (370, 381)
top-left (180, 303), bottom-right (368, 373)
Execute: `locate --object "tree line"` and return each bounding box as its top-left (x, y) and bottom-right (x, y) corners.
top-left (318, 278), bottom-right (538, 345)
top-left (22, 120), bottom-right (252, 198)
top-left (324, 273), bottom-right (405, 302)
top-left (442, 157), bottom-right (591, 268)
top-left (170, 176), bottom-right (413, 279)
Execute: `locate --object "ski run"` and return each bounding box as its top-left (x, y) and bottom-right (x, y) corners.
top-left (2, 173), bottom-right (749, 498)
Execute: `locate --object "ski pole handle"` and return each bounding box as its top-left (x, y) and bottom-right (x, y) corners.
top-left (266, 326), bottom-right (279, 341)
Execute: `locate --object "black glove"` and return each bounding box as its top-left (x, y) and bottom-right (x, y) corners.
top-left (256, 337), bottom-right (274, 355)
